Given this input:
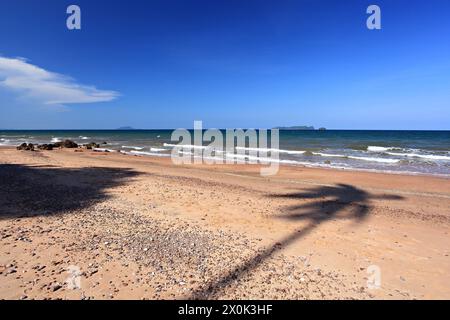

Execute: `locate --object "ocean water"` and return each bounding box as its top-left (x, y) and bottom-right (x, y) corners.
top-left (1, 130), bottom-right (449, 176)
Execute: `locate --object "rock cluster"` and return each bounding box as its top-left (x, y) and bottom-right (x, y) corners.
top-left (16, 143), bottom-right (35, 151)
top-left (53, 140), bottom-right (78, 148)
top-left (37, 144), bottom-right (54, 151)
top-left (16, 140), bottom-right (106, 151)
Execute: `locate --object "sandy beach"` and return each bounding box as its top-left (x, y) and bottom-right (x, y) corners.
top-left (1, 146), bottom-right (449, 300)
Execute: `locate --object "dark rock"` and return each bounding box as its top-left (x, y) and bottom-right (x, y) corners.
top-left (16, 143), bottom-right (34, 151)
top-left (37, 144), bottom-right (54, 151)
top-left (53, 140), bottom-right (78, 148)
top-left (17, 143), bottom-right (27, 150)
top-left (84, 142), bottom-right (100, 150)
top-left (62, 140), bottom-right (78, 148)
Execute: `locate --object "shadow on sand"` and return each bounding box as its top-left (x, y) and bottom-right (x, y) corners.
top-left (191, 183), bottom-right (403, 299)
top-left (0, 163), bottom-right (139, 220)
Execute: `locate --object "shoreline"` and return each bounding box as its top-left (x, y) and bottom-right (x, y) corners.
top-left (2, 145), bottom-right (449, 179)
top-left (1, 147), bottom-right (449, 299)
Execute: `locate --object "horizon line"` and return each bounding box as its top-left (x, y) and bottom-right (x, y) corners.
top-left (1, 128), bottom-right (450, 131)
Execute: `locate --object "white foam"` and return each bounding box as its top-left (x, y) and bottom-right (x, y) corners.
top-left (235, 146), bottom-right (306, 155)
top-left (368, 145), bottom-right (450, 161)
top-left (312, 152), bottom-right (342, 158)
top-left (93, 148), bottom-right (117, 153)
top-left (122, 145), bottom-right (144, 150)
top-left (386, 152), bottom-right (450, 161)
top-left (119, 149), bottom-right (450, 177)
top-left (367, 146), bottom-right (393, 152)
top-left (348, 155), bottom-right (399, 163)
top-left (313, 152), bottom-right (399, 163)
top-left (165, 144), bottom-right (306, 155)
top-left (121, 146), bottom-right (166, 152)
top-left (164, 143), bottom-right (209, 150)
top-left (179, 150), bottom-right (299, 165)
top-left (129, 150), bottom-right (170, 157)
top-left (175, 147), bottom-right (400, 164)
top-left (51, 137), bottom-right (62, 143)
top-left (79, 136), bottom-right (90, 140)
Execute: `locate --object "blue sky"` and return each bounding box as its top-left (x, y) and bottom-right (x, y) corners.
top-left (0, 0), bottom-right (449, 129)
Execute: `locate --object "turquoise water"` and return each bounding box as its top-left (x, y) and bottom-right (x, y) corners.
top-left (1, 130), bottom-right (450, 176)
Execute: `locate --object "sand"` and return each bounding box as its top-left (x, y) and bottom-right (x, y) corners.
top-left (0, 146), bottom-right (449, 300)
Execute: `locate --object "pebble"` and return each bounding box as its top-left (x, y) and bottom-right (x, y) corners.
top-left (6, 268), bottom-right (17, 275)
top-left (51, 283), bottom-right (62, 292)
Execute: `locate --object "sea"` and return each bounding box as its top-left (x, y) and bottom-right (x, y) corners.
top-left (1, 130), bottom-right (449, 176)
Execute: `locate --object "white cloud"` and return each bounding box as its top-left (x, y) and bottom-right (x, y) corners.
top-left (0, 56), bottom-right (119, 106)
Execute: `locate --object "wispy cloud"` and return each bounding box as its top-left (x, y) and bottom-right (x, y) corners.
top-left (0, 56), bottom-right (119, 106)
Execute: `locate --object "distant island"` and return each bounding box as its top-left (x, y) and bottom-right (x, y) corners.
top-left (116, 126), bottom-right (136, 130)
top-left (274, 126), bottom-right (326, 131)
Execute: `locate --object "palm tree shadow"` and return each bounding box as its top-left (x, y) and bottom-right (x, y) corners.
top-left (274, 184), bottom-right (402, 224)
top-left (191, 183), bottom-right (402, 299)
top-left (0, 163), bottom-right (140, 220)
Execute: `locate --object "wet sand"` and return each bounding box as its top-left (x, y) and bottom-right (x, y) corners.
top-left (1, 146), bottom-right (449, 299)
